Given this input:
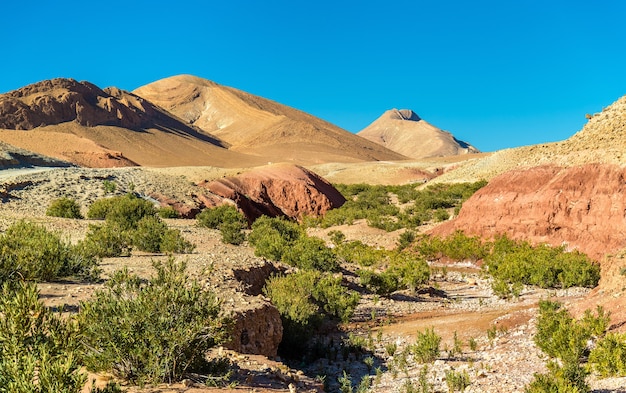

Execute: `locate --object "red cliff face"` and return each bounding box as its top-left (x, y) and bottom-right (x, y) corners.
top-left (200, 164), bottom-right (346, 223)
top-left (433, 163), bottom-right (626, 261)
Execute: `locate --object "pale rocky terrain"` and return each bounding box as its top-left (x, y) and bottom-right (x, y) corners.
top-left (357, 109), bottom-right (479, 159)
top-left (0, 165), bottom-right (625, 393)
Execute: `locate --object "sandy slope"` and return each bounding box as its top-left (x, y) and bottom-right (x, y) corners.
top-left (357, 109), bottom-right (479, 159)
top-left (133, 75), bottom-right (408, 164)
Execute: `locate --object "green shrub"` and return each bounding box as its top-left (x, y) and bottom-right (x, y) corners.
top-left (282, 236), bottom-right (339, 271)
top-left (525, 360), bottom-right (589, 393)
top-left (434, 208), bottom-right (450, 222)
top-left (445, 369), bottom-right (470, 392)
top-left (415, 232), bottom-right (488, 262)
top-left (358, 269), bottom-right (400, 296)
top-left (0, 281), bottom-right (85, 392)
top-left (529, 301), bottom-right (610, 392)
top-left (133, 216), bottom-right (169, 253)
top-left (219, 222), bottom-right (246, 245)
top-left (80, 223), bottom-right (132, 258)
top-left (78, 259), bottom-right (229, 385)
top-left (248, 216), bottom-right (302, 261)
top-left (157, 206), bottom-right (180, 218)
top-left (328, 230), bottom-right (346, 246)
top-left (46, 197), bottom-right (83, 219)
top-left (263, 270), bottom-right (359, 357)
top-left (0, 221), bottom-right (99, 283)
top-left (589, 332), bottom-right (626, 377)
top-left (388, 252), bottom-right (430, 292)
top-left (335, 240), bottom-right (384, 267)
top-left (197, 205), bottom-right (247, 245)
top-left (197, 205), bottom-right (245, 229)
top-left (397, 230), bottom-right (416, 251)
top-left (131, 216), bottom-right (194, 254)
top-left (484, 235), bottom-right (600, 290)
top-left (411, 327), bottom-right (441, 363)
top-left (87, 194), bottom-right (156, 231)
top-left (160, 228), bottom-right (196, 254)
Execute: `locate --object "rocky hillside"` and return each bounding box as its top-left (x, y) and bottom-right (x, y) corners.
top-left (0, 78), bottom-right (259, 167)
top-left (133, 75), bottom-right (407, 164)
top-left (357, 109), bottom-right (479, 159)
top-left (433, 94), bottom-right (626, 324)
top-left (434, 94), bottom-right (626, 184)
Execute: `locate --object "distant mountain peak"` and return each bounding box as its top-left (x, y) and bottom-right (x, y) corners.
top-left (388, 109), bottom-right (421, 122)
top-left (358, 109), bottom-right (479, 159)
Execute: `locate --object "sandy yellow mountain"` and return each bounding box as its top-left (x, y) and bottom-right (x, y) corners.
top-left (0, 78), bottom-right (266, 167)
top-left (356, 109), bottom-right (479, 159)
top-left (133, 75), bottom-right (407, 164)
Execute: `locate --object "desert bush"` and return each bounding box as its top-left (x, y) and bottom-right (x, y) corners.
top-left (358, 269), bottom-right (400, 296)
top-left (132, 216), bottom-right (194, 254)
top-left (197, 205), bottom-right (245, 229)
top-left (328, 230), bottom-right (346, 246)
top-left (525, 360), bottom-right (589, 393)
top-left (0, 221), bottom-right (100, 282)
top-left (263, 270), bottom-right (359, 357)
top-left (219, 222), bottom-right (246, 245)
top-left (87, 193), bottom-right (156, 230)
top-left (0, 281), bottom-right (85, 392)
top-left (589, 332), bottom-right (626, 377)
top-left (78, 259), bottom-right (229, 385)
top-left (282, 236), bottom-right (339, 271)
top-left (335, 240), bottom-right (385, 267)
top-left (445, 369), bottom-right (470, 392)
top-left (397, 230), bottom-right (416, 251)
top-left (415, 231), bottom-right (488, 262)
top-left (434, 208), bottom-right (450, 222)
top-left (485, 235), bottom-right (600, 289)
top-left (248, 216), bottom-right (302, 261)
top-left (80, 223), bottom-right (132, 258)
top-left (411, 327), bottom-right (441, 363)
top-left (157, 206), bottom-right (180, 218)
top-left (357, 251), bottom-right (429, 296)
top-left (528, 301), bottom-right (610, 392)
top-left (46, 197), bottom-right (83, 219)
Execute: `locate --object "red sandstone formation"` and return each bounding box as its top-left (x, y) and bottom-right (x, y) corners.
top-left (433, 163), bottom-right (626, 261)
top-left (200, 164), bottom-right (346, 223)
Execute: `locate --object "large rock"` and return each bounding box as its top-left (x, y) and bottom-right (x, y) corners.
top-left (432, 163), bottom-right (626, 261)
top-left (226, 300), bottom-right (283, 358)
top-left (200, 164), bottom-right (346, 222)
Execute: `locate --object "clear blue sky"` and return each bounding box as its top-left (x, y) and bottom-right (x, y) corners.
top-left (2, 1), bottom-right (625, 152)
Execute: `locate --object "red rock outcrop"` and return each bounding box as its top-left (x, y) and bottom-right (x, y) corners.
top-left (432, 163), bottom-right (626, 261)
top-left (200, 164), bottom-right (346, 222)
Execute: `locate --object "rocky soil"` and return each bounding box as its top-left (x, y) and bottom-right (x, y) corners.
top-left (1, 167), bottom-right (626, 392)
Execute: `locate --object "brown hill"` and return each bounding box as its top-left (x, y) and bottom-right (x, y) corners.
top-left (133, 75), bottom-right (407, 164)
top-left (433, 94), bottom-right (626, 324)
top-left (357, 109), bottom-right (479, 159)
top-left (0, 78), bottom-right (266, 168)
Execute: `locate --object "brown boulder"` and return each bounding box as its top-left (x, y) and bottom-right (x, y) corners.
top-left (226, 299), bottom-right (283, 358)
top-left (432, 163), bottom-right (626, 261)
top-left (200, 164), bottom-right (346, 222)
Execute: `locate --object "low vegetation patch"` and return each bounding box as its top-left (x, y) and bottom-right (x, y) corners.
top-left (526, 300), bottom-right (610, 393)
top-left (197, 205), bottom-right (247, 245)
top-left (84, 194), bottom-right (194, 256)
top-left (263, 270), bottom-right (360, 357)
top-left (46, 197), bottom-right (83, 219)
top-left (78, 259), bottom-right (230, 385)
top-left (0, 221), bottom-right (100, 283)
top-left (306, 181), bottom-right (487, 232)
top-left (0, 281), bottom-right (85, 393)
